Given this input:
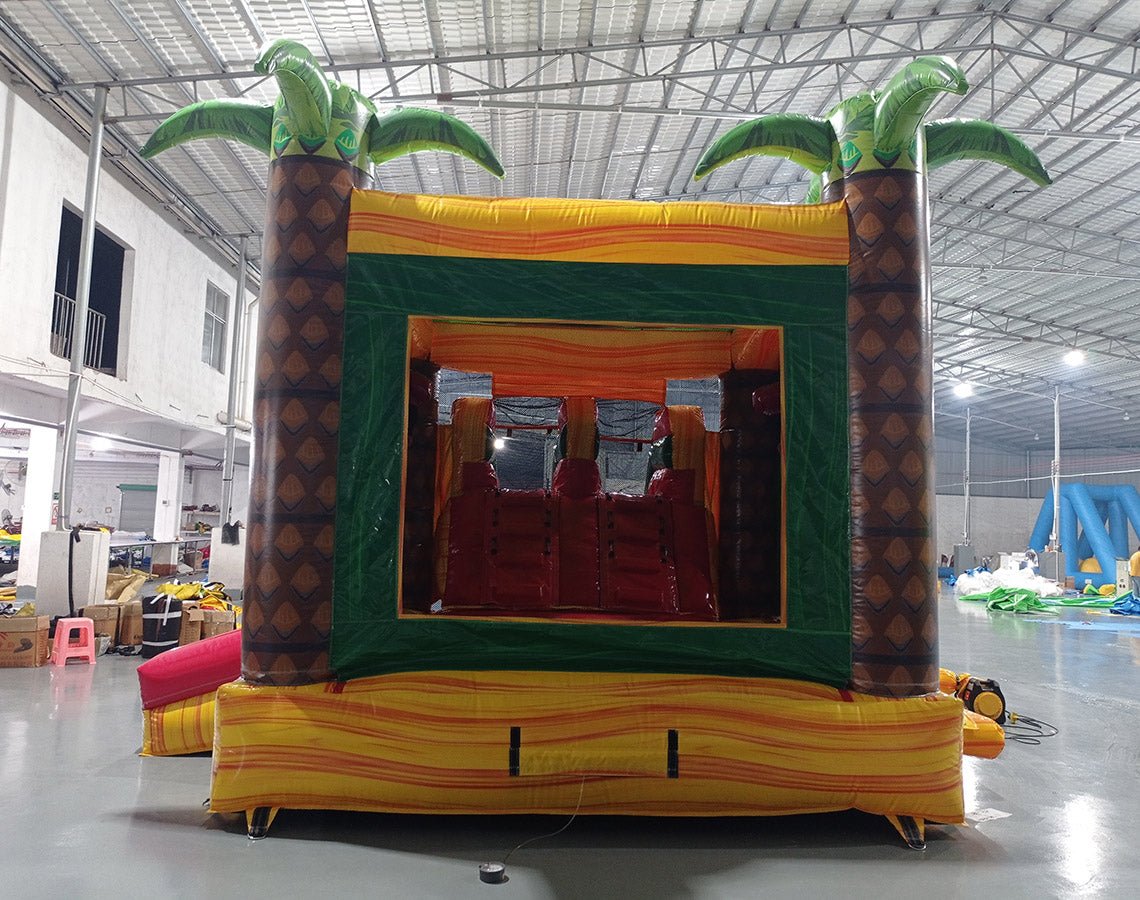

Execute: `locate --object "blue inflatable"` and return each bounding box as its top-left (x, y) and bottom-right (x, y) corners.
top-left (1029, 484), bottom-right (1140, 587)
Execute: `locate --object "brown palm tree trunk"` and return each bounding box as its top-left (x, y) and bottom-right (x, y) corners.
top-left (825, 171), bottom-right (938, 697)
top-left (242, 155), bottom-right (373, 685)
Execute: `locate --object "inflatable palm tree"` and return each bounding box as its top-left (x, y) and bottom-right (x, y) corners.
top-left (694, 56), bottom-right (1050, 697)
top-left (142, 40), bottom-right (503, 685)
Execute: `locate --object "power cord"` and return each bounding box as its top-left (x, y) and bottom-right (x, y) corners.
top-left (1003, 711), bottom-right (1059, 745)
top-left (479, 776), bottom-right (587, 884)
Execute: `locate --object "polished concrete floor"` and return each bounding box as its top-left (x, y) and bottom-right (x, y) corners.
top-left (1, 596), bottom-right (1138, 899)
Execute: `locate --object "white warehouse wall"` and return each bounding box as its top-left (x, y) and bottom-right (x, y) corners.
top-left (186, 464), bottom-right (250, 525)
top-left (70, 458), bottom-right (162, 529)
top-left (0, 68), bottom-right (257, 433)
top-left (935, 494), bottom-right (1044, 564)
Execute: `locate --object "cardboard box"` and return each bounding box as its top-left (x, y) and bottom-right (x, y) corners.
top-left (118, 600), bottom-right (143, 646)
top-left (106, 568), bottom-right (148, 604)
top-left (0, 616), bottom-right (51, 667)
top-left (178, 603), bottom-right (204, 645)
top-left (182, 549), bottom-right (205, 570)
top-left (201, 608), bottom-right (236, 639)
top-left (81, 604), bottom-right (121, 645)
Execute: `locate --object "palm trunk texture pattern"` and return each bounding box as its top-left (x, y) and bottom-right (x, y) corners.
top-left (695, 55), bottom-right (1050, 696)
top-left (242, 156), bottom-right (372, 683)
top-left (140, 39), bottom-right (503, 684)
top-left (824, 171), bottom-right (936, 694)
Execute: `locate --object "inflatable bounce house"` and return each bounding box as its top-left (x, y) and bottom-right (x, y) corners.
top-left (1030, 484), bottom-right (1140, 587)
top-left (140, 43), bottom-right (1046, 847)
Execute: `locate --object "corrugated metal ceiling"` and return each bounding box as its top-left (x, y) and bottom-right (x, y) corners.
top-left (0, 0), bottom-right (1137, 450)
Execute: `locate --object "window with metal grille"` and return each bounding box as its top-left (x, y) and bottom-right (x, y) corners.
top-left (52, 206), bottom-right (126, 375)
top-left (202, 283), bottom-right (228, 372)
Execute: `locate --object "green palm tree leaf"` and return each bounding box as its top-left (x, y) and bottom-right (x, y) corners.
top-left (873, 56), bottom-right (968, 154)
top-left (140, 100), bottom-right (273, 158)
top-left (804, 173), bottom-right (823, 204)
top-left (366, 108), bottom-right (505, 177)
top-left (925, 119), bottom-right (1052, 186)
top-left (255, 39), bottom-right (332, 140)
top-left (692, 114), bottom-right (836, 181)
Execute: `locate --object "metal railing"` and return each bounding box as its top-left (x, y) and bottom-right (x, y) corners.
top-left (50, 291), bottom-right (107, 372)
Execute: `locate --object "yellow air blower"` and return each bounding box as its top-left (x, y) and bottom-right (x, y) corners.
top-left (941, 669), bottom-right (1007, 724)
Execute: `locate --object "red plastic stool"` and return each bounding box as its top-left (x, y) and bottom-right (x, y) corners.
top-left (51, 617), bottom-right (97, 666)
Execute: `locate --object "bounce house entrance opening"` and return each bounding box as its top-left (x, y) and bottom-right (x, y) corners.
top-left (400, 317), bottom-right (786, 626)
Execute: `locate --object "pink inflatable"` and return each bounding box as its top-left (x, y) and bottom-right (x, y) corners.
top-left (137, 628), bottom-right (241, 710)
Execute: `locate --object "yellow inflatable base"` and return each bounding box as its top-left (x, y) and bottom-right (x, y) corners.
top-left (208, 671), bottom-right (968, 825)
top-left (141, 692), bottom-right (216, 757)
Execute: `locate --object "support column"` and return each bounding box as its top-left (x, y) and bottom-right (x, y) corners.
top-left (220, 236), bottom-right (249, 523)
top-left (962, 407), bottom-right (971, 545)
top-left (153, 451), bottom-right (183, 541)
top-left (1050, 387), bottom-right (1061, 551)
top-left (151, 450), bottom-right (184, 576)
top-left (15, 425), bottom-right (59, 598)
top-left (953, 406), bottom-right (976, 575)
top-left (58, 85), bottom-right (108, 530)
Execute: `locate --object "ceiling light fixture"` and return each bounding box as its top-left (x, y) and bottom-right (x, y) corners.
top-left (493, 437), bottom-right (506, 450)
top-left (952, 382), bottom-right (974, 398)
top-left (89, 436), bottom-right (113, 452)
top-left (1063, 348), bottom-right (1086, 366)
top-left (1125, 412), bottom-right (1132, 422)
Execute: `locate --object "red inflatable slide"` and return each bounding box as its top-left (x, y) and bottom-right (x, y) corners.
top-left (137, 629), bottom-right (241, 755)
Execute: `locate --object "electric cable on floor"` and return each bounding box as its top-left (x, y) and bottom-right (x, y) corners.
top-left (478, 776), bottom-right (587, 884)
top-left (1003, 712), bottom-right (1059, 745)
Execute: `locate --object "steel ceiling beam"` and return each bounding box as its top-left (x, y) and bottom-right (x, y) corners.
top-left (0, 8), bottom-right (258, 268)
top-left (932, 360), bottom-right (1136, 412)
top-left (595, 0), bottom-right (656, 199)
top-left (936, 14), bottom-right (1140, 221)
top-left (934, 200), bottom-right (1140, 260)
top-left (59, 35), bottom-right (1140, 110)
top-left (931, 298), bottom-right (1140, 363)
top-left (104, 0), bottom-right (267, 219)
top-left (934, 263), bottom-right (1140, 282)
top-left (41, 0), bottom-right (261, 237)
top-left (930, 220), bottom-right (1138, 272)
top-left (57, 11), bottom-right (991, 90)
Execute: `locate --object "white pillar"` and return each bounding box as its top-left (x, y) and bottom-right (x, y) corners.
top-left (220, 236), bottom-right (249, 522)
top-left (58, 86), bottom-right (108, 530)
top-left (153, 450), bottom-right (183, 542)
top-left (15, 425), bottom-right (59, 596)
top-left (1050, 387), bottom-right (1061, 551)
top-left (962, 406), bottom-right (971, 545)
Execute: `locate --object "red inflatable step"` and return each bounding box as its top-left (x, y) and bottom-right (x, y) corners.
top-left (137, 628), bottom-right (241, 710)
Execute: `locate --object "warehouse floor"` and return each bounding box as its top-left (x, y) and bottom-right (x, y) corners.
top-left (1, 596), bottom-right (1137, 899)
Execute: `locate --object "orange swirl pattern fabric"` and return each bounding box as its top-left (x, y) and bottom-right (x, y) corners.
top-left (209, 671), bottom-right (965, 822)
top-left (348, 192), bottom-right (849, 266)
top-left (561, 397), bottom-right (599, 459)
top-left (961, 709), bottom-right (1005, 759)
top-left (417, 320), bottom-right (782, 403)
